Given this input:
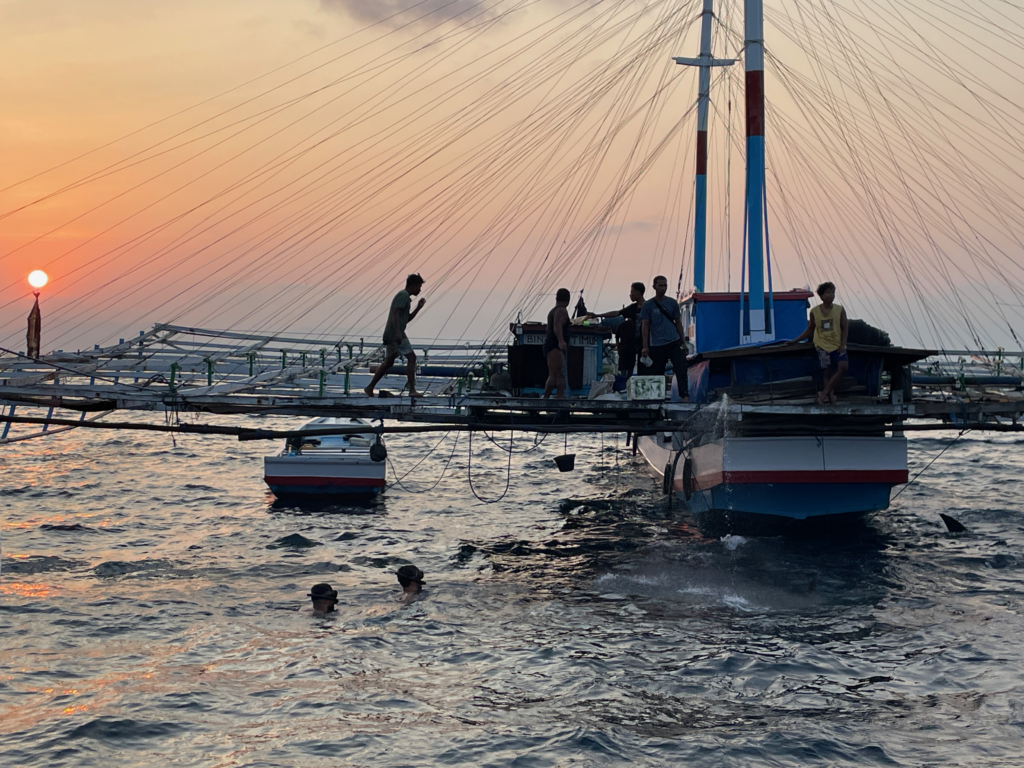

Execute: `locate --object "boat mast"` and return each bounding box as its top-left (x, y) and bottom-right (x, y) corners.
top-left (742, 0), bottom-right (772, 343)
top-left (674, 0), bottom-right (734, 293)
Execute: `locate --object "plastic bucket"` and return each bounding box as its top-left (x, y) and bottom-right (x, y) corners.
top-left (554, 453), bottom-right (576, 472)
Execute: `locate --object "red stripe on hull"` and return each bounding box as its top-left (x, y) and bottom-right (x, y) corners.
top-left (265, 476), bottom-right (385, 488)
top-left (691, 469), bottom-right (908, 490)
top-left (745, 70), bottom-right (764, 137)
top-left (696, 130), bottom-right (708, 174)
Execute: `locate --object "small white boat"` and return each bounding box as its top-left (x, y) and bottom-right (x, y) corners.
top-left (263, 417), bottom-right (385, 499)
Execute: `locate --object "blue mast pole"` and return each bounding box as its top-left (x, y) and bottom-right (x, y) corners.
top-left (674, 0), bottom-right (734, 294)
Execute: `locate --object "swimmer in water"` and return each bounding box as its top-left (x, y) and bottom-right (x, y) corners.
top-left (396, 565), bottom-right (425, 601)
top-left (308, 583), bottom-right (338, 616)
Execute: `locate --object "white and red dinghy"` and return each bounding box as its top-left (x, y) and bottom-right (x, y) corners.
top-left (264, 417), bottom-right (385, 498)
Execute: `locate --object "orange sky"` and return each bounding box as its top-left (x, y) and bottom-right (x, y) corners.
top-left (2, 0), bottom-right (1023, 351)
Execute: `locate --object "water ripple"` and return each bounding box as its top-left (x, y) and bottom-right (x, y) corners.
top-left (1, 424), bottom-right (1023, 766)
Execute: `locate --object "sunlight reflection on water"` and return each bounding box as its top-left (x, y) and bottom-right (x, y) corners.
top-left (1, 422), bottom-right (1023, 766)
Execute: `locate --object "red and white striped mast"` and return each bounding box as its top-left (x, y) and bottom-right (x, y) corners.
top-left (741, 0), bottom-right (774, 343)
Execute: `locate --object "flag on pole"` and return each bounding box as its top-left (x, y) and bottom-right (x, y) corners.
top-left (573, 291), bottom-right (588, 319)
top-left (27, 295), bottom-right (41, 358)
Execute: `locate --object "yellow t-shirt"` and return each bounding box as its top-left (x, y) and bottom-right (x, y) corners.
top-left (811, 303), bottom-right (843, 352)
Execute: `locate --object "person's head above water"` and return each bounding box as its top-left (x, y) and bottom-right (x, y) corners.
top-left (308, 583), bottom-right (338, 614)
top-left (396, 565), bottom-right (425, 595)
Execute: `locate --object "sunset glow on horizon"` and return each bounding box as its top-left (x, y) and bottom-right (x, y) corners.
top-left (2, 1), bottom-right (1023, 352)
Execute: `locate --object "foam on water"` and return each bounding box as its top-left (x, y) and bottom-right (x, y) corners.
top-left (721, 534), bottom-right (748, 551)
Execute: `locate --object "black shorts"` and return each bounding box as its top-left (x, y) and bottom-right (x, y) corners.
top-left (542, 340), bottom-right (562, 357)
top-left (648, 339), bottom-right (687, 377)
top-left (618, 346), bottom-right (636, 374)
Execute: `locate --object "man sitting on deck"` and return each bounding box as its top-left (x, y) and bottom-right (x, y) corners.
top-left (365, 273), bottom-right (427, 398)
top-left (790, 281), bottom-right (849, 404)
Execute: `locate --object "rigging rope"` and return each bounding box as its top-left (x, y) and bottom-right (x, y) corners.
top-left (3, 0), bottom-right (1024, 355)
top-left (891, 428), bottom-right (970, 501)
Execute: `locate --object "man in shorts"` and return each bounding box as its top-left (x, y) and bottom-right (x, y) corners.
top-left (365, 273), bottom-right (426, 397)
top-left (790, 281), bottom-right (849, 404)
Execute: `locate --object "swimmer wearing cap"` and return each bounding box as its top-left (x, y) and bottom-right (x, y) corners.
top-left (308, 583), bottom-right (338, 615)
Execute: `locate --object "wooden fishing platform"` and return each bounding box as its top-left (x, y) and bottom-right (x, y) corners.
top-left (2, 325), bottom-right (1023, 442)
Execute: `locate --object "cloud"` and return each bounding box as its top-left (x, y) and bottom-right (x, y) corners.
top-left (319, 0), bottom-right (498, 28)
top-left (603, 216), bottom-right (661, 236)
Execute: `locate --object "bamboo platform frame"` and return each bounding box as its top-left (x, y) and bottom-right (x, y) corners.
top-left (2, 325), bottom-right (1023, 444)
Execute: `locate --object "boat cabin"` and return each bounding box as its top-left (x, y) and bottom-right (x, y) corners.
top-left (681, 290), bottom-right (813, 354)
top-left (507, 321), bottom-right (612, 396)
top-left (680, 291), bottom-right (931, 404)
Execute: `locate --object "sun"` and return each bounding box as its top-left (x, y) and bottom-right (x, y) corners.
top-left (28, 270), bottom-right (48, 289)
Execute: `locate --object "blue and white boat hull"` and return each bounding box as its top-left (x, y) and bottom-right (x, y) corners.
top-left (639, 433), bottom-right (907, 534)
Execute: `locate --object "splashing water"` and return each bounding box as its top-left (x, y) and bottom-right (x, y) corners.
top-left (721, 534), bottom-right (748, 551)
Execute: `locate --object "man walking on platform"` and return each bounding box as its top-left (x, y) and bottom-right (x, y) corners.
top-left (640, 275), bottom-right (688, 390)
top-left (365, 273), bottom-right (426, 398)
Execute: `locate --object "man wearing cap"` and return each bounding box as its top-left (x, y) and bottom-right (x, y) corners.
top-left (308, 583), bottom-right (339, 616)
top-left (365, 273), bottom-right (427, 398)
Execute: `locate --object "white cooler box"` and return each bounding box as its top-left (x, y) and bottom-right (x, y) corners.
top-left (627, 375), bottom-right (665, 401)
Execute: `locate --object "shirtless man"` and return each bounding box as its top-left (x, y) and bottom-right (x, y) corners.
top-left (365, 274), bottom-right (426, 398)
top-left (543, 288), bottom-right (571, 398)
top-left (396, 565), bottom-right (425, 603)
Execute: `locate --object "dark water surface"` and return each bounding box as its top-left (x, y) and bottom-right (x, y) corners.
top-left (2, 419), bottom-right (1023, 766)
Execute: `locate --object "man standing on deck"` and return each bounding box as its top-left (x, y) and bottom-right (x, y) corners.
top-left (586, 282), bottom-right (647, 378)
top-left (640, 275), bottom-right (688, 395)
top-left (365, 273), bottom-right (426, 398)
top-left (790, 281), bottom-right (849, 404)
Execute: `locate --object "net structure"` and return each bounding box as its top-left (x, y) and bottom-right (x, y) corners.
top-left (2, 321), bottom-right (1023, 430)
top-left (0, 324), bottom-right (505, 418)
top-left (6, 1), bottom-right (1024, 359)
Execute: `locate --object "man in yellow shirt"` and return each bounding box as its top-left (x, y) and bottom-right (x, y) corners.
top-left (791, 281), bottom-right (848, 404)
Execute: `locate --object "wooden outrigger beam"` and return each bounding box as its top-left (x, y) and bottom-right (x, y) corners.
top-left (1, 413), bottom-right (1021, 442)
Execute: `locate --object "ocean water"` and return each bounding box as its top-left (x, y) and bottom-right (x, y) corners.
top-left (2, 417), bottom-right (1023, 767)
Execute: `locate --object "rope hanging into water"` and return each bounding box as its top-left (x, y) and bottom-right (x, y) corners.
top-left (467, 428), bottom-right (514, 504)
top-left (891, 428), bottom-right (970, 501)
top-left (386, 430), bottom-right (462, 494)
